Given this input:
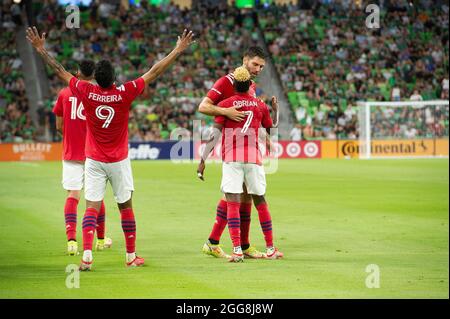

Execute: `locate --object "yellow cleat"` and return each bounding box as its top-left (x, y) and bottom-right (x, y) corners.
top-left (202, 242), bottom-right (231, 259)
top-left (243, 246), bottom-right (266, 259)
top-left (67, 240), bottom-right (78, 256)
top-left (96, 237), bottom-right (112, 251)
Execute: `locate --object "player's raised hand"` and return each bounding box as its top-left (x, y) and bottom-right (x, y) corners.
top-left (271, 96), bottom-right (279, 112)
top-left (223, 106), bottom-right (246, 122)
top-left (26, 26), bottom-right (46, 51)
top-left (175, 29), bottom-right (195, 53)
top-left (197, 159), bottom-right (206, 181)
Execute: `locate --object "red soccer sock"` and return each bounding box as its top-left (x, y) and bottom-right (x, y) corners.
top-left (227, 201), bottom-right (241, 248)
top-left (82, 207), bottom-right (98, 251)
top-left (208, 199), bottom-right (228, 244)
top-left (64, 197), bottom-right (79, 241)
top-left (120, 208), bottom-right (136, 253)
top-left (96, 201), bottom-right (106, 239)
top-left (239, 202), bottom-right (252, 248)
top-left (256, 202), bottom-right (273, 248)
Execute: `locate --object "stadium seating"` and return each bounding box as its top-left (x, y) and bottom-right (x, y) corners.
top-left (1, 1), bottom-right (449, 142)
top-left (259, 2), bottom-right (449, 139)
top-left (0, 3), bottom-right (36, 143)
top-left (35, 1), bottom-right (259, 141)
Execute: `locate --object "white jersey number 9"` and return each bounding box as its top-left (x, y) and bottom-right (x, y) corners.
top-left (95, 105), bottom-right (115, 128)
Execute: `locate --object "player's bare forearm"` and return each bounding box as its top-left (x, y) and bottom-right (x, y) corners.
top-left (197, 123), bottom-right (222, 181)
top-left (37, 48), bottom-right (72, 84)
top-left (198, 97), bottom-right (246, 121)
top-left (26, 27), bottom-right (72, 84)
top-left (141, 48), bottom-right (181, 85)
top-left (271, 108), bottom-right (279, 128)
top-left (142, 29), bottom-right (195, 85)
top-left (270, 96), bottom-right (279, 127)
top-left (201, 123), bottom-right (223, 161)
top-left (198, 98), bottom-right (226, 117)
top-left (56, 116), bottom-right (63, 135)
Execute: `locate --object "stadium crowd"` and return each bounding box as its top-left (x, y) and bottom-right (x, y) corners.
top-left (1, 0), bottom-right (449, 143)
top-left (0, 2), bottom-right (36, 143)
top-left (259, 0), bottom-right (449, 139)
top-left (35, 0), bottom-right (262, 142)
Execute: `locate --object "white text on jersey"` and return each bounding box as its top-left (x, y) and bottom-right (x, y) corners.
top-left (232, 100), bottom-right (258, 108)
top-left (88, 92), bottom-right (123, 103)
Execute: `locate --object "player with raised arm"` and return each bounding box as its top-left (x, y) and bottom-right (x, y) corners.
top-left (198, 67), bottom-right (283, 262)
top-left (27, 26), bottom-right (195, 270)
top-left (52, 60), bottom-right (112, 256)
top-left (198, 47), bottom-right (273, 259)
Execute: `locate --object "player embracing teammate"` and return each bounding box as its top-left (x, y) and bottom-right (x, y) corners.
top-left (197, 47), bottom-right (281, 259)
top-left (198, 67), bottom-right (283, 262)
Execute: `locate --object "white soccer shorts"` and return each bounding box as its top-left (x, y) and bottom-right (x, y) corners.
top-left (84, 157), bottom-right (134, 203)
top-left (62, 160), bottom-right (84, 191)
top-left (221, 162), bottom-right (266, 196)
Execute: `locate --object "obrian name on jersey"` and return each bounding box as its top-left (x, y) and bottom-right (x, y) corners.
top-left (232, 100), bottom-right (258, 108)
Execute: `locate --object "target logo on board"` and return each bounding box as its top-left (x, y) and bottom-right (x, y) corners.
top-left (286, 142), bottom-right (302, 157)
top-left (304, 142), bottom-right (319, 157)
top-left (272, 142), bottom-right (284, 158)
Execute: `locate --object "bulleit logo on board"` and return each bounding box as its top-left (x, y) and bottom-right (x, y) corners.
top-left (12, 143), bottom-right (52, 154)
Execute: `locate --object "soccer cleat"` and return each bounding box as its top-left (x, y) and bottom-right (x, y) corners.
top-left (79, 259), bottom-right (92, 271)
top-left (228, 253), bottom-right (244, 263)
top-left (202, 242), bottom-right (231, 259)
top-left (243, 246), bottom-right (266, 259)
top-left (126, 256), bottom-right (145, 267)
top-left (228, 246), bottom-right (244, 263)
top-left (265, 247), bottom-right (284, 259)
top-left (96, 237), bottom-right (112, 251)
top-left (67, 240), bottom-right (78, 256)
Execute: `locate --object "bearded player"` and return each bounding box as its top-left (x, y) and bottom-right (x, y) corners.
top-left (198, 67), bottom-right (283, 262)
top-left (198, 47), bottom-right (274, 259)
top-left (52, 60), bottom-right (112, 256)
top-left (27, 26), bottom-right (195, 270)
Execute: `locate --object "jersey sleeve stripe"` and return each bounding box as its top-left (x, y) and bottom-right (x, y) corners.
top-left (225, 75), bottom-right (234, 85)
top-left (212, 88), bottom-right (222, 95)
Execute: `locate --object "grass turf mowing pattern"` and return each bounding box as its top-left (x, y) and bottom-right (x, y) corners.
top-left (0, 159), bottom-right (447, 298)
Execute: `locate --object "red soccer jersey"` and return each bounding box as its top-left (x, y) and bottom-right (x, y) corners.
top-left (69, 77), bottom-right (145, 163)
top-left (52, 87), bottom-right (87, 161)
top-left (206, 72), bottom-right (257, 104)
top-left (215, 93), bottom-right (273, 165)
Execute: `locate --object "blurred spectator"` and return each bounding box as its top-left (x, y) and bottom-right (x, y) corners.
top-left (290, 124), bottom-right (302, 141)
top-left (410, 90), bottom-right (423, 101)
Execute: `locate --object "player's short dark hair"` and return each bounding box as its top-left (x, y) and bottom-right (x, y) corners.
top-left (95, 60), bottom-right (115, 88)
top-left (234, 79), bottom-right (251, 93)
top-left (243, 46), bottom-right (266, 59)
top-left (78, 59), bottom-right (95, 78)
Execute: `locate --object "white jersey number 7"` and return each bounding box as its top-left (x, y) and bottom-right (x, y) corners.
top-left (241, 111), bottom-right (254, 133)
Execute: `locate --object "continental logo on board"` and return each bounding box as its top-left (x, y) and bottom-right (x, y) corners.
top-left (341, 140), bottom-right (433, 157)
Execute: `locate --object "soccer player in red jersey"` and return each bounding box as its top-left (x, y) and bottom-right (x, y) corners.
top-left (198, 47), bottom-right (271, 259)
top-left (52, 60), bottom-right (111, 256)
top-left (198, 67), bottom-right (283, 262)
top-left (27, 26), bottom-right (195, 270)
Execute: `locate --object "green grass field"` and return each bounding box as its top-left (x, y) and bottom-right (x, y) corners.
top-left (0, 159), bottom-right (448, 298)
